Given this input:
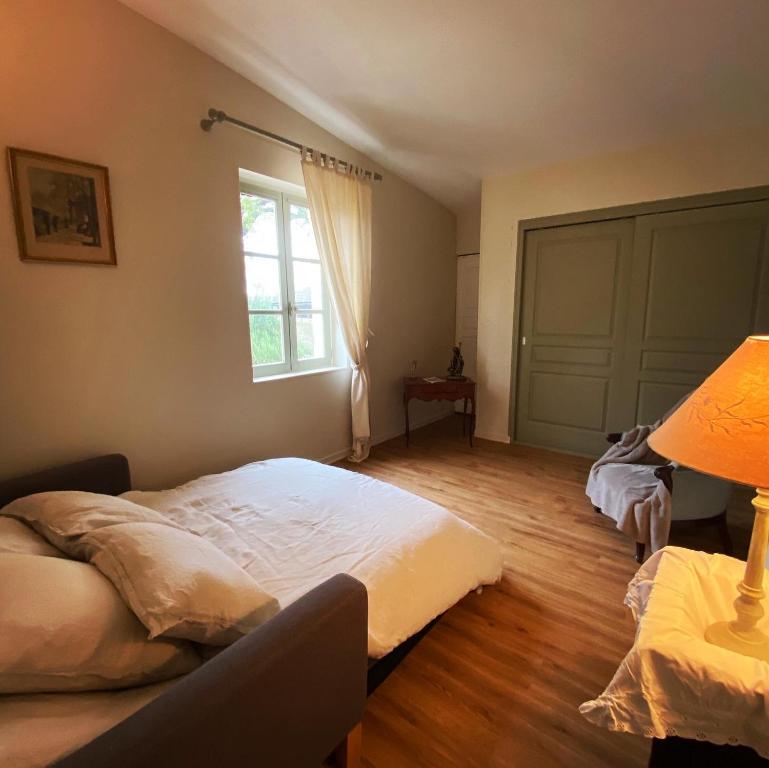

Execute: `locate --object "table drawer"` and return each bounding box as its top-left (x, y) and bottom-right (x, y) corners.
top-left (406, 383), bottom-right (474, 400)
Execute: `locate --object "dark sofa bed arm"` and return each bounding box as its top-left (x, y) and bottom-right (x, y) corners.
top-left (55, 574), bottom-right (368, 768)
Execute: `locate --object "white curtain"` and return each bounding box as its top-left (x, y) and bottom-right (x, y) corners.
top-left (301, 151), bottom-right (373, 462)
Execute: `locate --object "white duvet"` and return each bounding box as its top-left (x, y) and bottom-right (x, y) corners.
top-left (123, 458), bottom-right (502, 658)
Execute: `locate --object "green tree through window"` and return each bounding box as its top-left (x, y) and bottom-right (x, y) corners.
top-left (240, 193), bottom-right (272, 238)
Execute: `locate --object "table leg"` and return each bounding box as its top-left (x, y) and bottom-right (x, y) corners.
top-left (404, 395), bottom-right (410, 447)
top-left (462, 398), bottom-right (468, 436)
top-left (469, 397), bottom-right (475, 447)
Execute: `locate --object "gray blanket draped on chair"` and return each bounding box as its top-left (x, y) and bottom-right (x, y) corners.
top-left (586, 398), bottom-right (685, 552)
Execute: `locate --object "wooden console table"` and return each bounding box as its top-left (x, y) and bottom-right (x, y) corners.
top-left (403, 377), bottom-right (476, 446)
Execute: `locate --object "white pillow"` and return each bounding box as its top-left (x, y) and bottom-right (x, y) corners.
top-left (0, 491), bottom-right (181, 558)
top-left (0, 518), bottom-right (64, 558)
top-left (0, 554), bottom-right (200, 693)
top-left (84, 522), bottom-right (280, 645)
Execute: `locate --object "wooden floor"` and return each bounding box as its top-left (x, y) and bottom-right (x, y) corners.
top-left (344, 416), bottom-right (753, 768)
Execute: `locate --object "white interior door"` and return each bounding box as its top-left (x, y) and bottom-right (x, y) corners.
top-left (455, 253), bottom-right (480, 411)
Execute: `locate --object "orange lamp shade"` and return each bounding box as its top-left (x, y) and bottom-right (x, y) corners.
top-left (648, 335), bottom-right (769, 489)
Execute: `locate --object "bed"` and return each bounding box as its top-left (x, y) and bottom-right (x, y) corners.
top-left (0, 451), bottom-right (501, 767)
top-left (0, 453), bottom-right (502, 668)
top-left (0, 453), bottom-right (502, 766)
top-left (121, 456), bottom-right (503, 658)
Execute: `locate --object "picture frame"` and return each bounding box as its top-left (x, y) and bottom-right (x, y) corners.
top-left (7, 147), bottom-right (117, 265)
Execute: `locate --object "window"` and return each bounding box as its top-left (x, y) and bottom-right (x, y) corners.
top-left (240, 181), bottom-right (334, 379)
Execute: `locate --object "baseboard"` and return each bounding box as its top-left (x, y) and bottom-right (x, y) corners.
top-left (371, 408), bottom-right (454, 446)
top-left (317, 408), bottom-right (454, 465)
top-left (474, 430), bottom-right (511, 444)
top-left (318, 445), bottom-right (354, 465)
top-left (514, 439), bottom-right (594, 459)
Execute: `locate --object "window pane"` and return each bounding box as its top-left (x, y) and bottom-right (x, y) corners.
top-left (241, 193), bottom-right (278, 255)
top-left (296, 312), bottom-right (326, 360)
top-left (249, 313), bottom-right (285, 366)
top-left (245, 255), bottom-right (281, 310)
top-left (289, 203), bottom-right (319, 261)
top-left (292, 261), bottom-right (323, 310)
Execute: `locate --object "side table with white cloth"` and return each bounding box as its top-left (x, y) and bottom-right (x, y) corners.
top-left (580, 547), bottom-right (769, 767)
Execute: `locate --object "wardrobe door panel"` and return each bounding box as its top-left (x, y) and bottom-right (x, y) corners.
top-left (623, 201), bottom-right (769, 425)
top-left (515, 219), bottom-right (636, 456)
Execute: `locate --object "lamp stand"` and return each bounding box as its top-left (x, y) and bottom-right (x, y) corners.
top-left (705, 488), bottom-right (769, 661)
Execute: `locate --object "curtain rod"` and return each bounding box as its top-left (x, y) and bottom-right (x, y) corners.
top-left (200, 108), bottom-right (383, 182)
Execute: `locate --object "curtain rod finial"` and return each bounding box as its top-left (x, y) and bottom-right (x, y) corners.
top-left (201, 108), bottom-right (227, 132)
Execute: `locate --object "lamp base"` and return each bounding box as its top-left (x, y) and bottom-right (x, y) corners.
top-left (705, 620), bottom-right (769, 662)
top-left (703, 488), bottom-right (769, 662)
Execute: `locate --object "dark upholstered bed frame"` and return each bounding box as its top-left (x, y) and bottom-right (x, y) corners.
top-left (0, 454), bottom-right (133, 509)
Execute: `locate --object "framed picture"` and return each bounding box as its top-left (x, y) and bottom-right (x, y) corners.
top-left (7, 147), bottom-right (117, 265)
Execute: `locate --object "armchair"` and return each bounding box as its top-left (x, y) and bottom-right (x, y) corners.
top-left (590, 431), bottom-right (733, 563)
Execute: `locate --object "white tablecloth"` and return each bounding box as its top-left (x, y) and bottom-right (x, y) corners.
top-left (580, 546), bottom-right (769, 757)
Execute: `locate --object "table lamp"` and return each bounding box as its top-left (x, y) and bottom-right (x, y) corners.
top-left (648, 335), bottom-right (769, 661)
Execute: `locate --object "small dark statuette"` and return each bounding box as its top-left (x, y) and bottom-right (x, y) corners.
top-left (447, 343), bottom-right (466, 380)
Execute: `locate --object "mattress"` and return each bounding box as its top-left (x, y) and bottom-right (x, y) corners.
top-left (123, 458), bottom-right (503, 657)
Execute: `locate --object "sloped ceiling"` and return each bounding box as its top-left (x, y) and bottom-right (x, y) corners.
top-left (120, 0), bottom-right (769, 211)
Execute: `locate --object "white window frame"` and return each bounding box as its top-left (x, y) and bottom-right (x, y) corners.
top-left (240, 180), bottom-right (334, 380)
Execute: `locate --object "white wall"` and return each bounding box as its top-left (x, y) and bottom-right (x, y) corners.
top-left (477, 123), bottom-right (769, 442)
top-left (0, 0), bottom-right (456, 488)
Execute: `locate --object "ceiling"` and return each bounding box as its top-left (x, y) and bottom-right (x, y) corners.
top-left (120, 0), bottom-right (769, 212)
